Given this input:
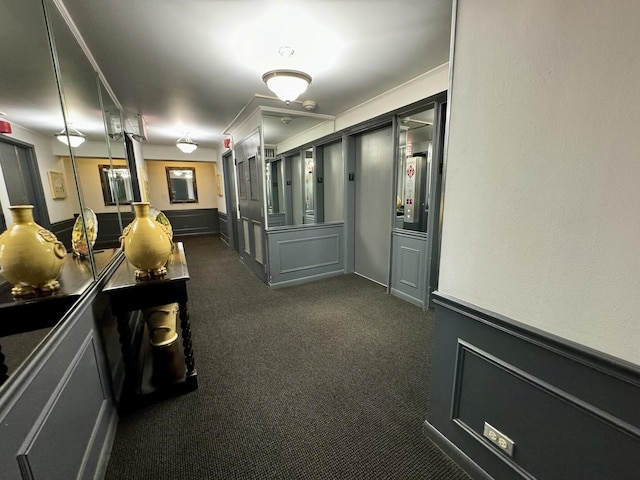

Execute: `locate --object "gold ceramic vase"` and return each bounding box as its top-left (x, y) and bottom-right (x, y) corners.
top-left (120, 202), bottom-right (172, 279)
top-left (142, 303), bottom-right (179, 347)
top-left (0, 205), bottom-right (67, 296)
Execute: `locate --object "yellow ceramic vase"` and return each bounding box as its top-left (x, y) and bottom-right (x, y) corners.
top-left (120, 202), bottom-right (172, 279)
top-left (142, 303), bottom-right (179, 347)
top-left (0, 205), bottom-right (67, 296)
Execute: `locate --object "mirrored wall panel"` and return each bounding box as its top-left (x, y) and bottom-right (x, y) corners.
top-left (0, 0), bottom-right (125, 388)
top-left (262, 112), bottom-right (342, 228)
top-left (395, 106), bottom-right (435, 232)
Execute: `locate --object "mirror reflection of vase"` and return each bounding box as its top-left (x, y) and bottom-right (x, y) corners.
top-left (0, 205), bottom-right (67, 296)
top-left (120, 202), bottom-right (172, 279)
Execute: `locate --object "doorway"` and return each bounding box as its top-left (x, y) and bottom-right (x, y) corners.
top-left (222, 150), bottom-right (239, 252)
top-left (0, 137), bottom-right (50, 228)
top-left (353, 125), bottom-right (393, 286)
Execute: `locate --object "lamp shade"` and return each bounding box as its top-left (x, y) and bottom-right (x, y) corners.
top-left (262, 70), bottom-right (312, 104)
top-left (55, 127), bottom-right (86, 147)
top-left (176, 134), bottom-right (198, 154)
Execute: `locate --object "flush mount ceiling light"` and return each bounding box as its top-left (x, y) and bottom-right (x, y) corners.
top-left (175, 133), bottom-right (198, 154)
top-left (262, 69), bottom-right (312, 104)
top-left (55, 126), bottom-right (86, 147)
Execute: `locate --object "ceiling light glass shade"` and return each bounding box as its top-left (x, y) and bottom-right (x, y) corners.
top-left (176, 134), bottom-right (198, 154)
top-left (55, 127), bottom-right (86, 147)
top-left (262, 69), bottom-right (312, 104)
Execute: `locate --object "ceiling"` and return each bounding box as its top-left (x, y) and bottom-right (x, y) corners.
top-left (0, 0), bottom-right (452, 150)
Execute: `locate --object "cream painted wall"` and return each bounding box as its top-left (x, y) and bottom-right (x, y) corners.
top-left (1, 125), bottom-right (79, 225)
top-left (438, 0), bottom-right (640, 365)
top-left (145, 160), bottom-right (218, 211)
top-left (335, 63), bottom-right (449, 132)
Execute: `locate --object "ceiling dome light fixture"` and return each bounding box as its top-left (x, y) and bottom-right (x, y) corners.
top-left (262, 69), bottom-right (312, 104)
top-left (55, 126), bottom-right (86, 147)
top-left (175, 133), bottom-right (198, 154)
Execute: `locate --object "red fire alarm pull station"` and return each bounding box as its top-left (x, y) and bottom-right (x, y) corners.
top-left (224, 137), bottom-right (231, 149)
top-left (0, 120), bottom-right (12, 134)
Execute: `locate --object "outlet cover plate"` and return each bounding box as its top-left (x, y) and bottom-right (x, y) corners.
top-left (483, 422), bottom-right (515, 457)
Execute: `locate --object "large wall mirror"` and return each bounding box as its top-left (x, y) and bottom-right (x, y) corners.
top-left (395, 105), bottom-right (435, 232)
top-left (261, 111), bottom-right (341, 228)
top-left (0, 0), bottom-right (128, 389)
top-left (166, 166), bottom-right (198, 203)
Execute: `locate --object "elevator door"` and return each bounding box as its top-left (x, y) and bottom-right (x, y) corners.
top-left (354, 126), bottom-right (393, 286)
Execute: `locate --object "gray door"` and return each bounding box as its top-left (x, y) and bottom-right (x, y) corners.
top-left (0, 138), bottom-right (49, 228)
top-left (236, 131), bottom-right (267, 283)
top-left (354, 126), bottom-right (393, 286)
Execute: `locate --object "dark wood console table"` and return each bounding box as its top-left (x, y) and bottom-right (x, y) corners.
top-left (102, 241), bottom-right (197, 408)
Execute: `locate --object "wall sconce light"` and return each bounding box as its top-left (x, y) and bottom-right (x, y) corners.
top-left (262, 69), bottom-right (312, 104)
top-left (55, 127), bottom-right (86, 147)
top-left (176, 134), bottom-right (198, 154)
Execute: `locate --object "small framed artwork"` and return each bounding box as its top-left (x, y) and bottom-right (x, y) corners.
top-left (48, 171), bottom-right (67, 199)
top-left (216, 173), bottom-right (223, 196)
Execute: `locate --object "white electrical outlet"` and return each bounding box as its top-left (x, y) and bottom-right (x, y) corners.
top-left (483, 422), bottom-right (515, 457)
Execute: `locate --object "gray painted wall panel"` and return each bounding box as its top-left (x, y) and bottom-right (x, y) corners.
top-left (17, 334), bottom-right (106, 480)
top-left (354, 126), bottom-right (393, 285)
top-left (267, 223), bottom-right (344, 287)
top-left (390, 232), bottom-right (427, 306)
top-left (278, 234), bottom-right (340, 273)
top-left (425, 293), bottom-right (640, 480)
top-left (0, 288), bottom-right (118, 480)
top-left (454, 341), bottom-right (639, 479)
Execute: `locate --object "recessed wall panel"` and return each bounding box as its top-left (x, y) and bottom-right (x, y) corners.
top-left (17, 335), bottom-right (106, 480)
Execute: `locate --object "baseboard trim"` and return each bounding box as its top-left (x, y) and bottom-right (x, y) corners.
top-left (423, 420), bottom-right (492, 480)
top-left (92, 406), bottom-right (119, 480)
top-left (268, 269), bottom-right (344, 289)
top-left (390, 287), bottom-right (425, 308)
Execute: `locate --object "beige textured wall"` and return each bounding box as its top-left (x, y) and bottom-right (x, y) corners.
top-left (439, 0), bottom-right (640, 364)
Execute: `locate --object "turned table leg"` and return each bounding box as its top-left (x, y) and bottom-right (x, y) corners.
top-left (178, 301), bottom-right (197, 388)
top-left (116, 313), bottom-right (138, 397)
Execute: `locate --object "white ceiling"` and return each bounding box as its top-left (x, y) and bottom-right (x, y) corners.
top-left (0, 0), bottom-right (452, 150)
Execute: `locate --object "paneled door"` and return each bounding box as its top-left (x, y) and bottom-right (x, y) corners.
top-left (236, 131), bottom-right (267, 283)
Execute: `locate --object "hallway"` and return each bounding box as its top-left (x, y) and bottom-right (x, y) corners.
top-left (105, 235), bottom-right (469, 479)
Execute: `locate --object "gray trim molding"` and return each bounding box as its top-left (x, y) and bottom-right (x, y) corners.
top-left (219, 212), bottom-right (229, 245)
top-left (425, 292), bottom-right (640, 480)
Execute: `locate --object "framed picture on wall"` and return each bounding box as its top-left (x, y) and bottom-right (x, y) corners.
top-left (48, 171), bottom-right (67, 199)
top-left (216, 173), bottom-right (223, 196)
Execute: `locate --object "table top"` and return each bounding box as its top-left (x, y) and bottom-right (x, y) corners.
top-left (103, 242), bottom-right (189, 294)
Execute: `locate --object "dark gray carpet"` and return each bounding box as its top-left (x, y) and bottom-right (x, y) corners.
top-left (105, 235), bottom-right (470, 480)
